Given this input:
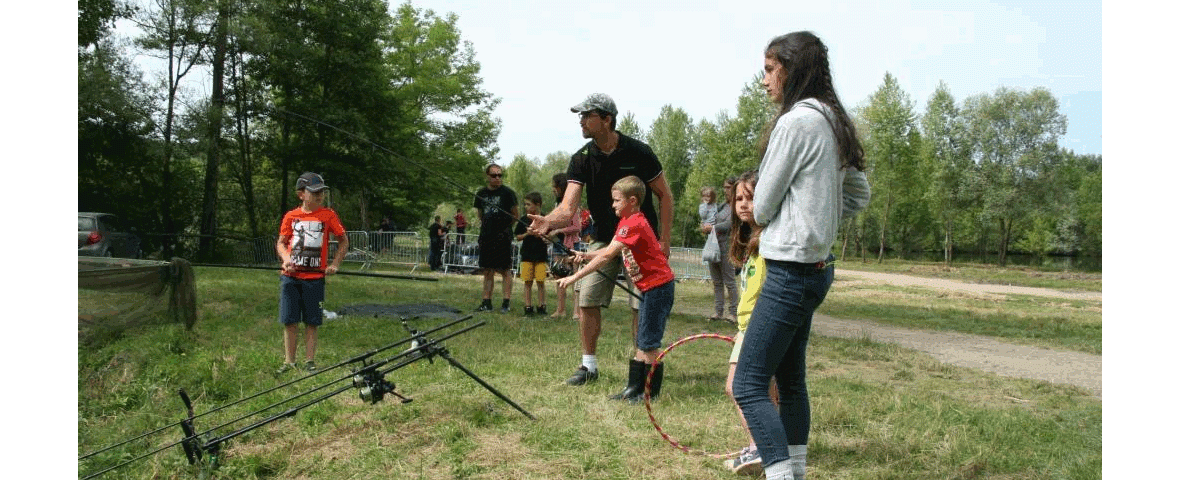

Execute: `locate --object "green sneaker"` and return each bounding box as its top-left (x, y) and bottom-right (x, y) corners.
top-left (303, 360), bottom-right (317, 372)
top-left (275, 362), bottom-right (297, 374)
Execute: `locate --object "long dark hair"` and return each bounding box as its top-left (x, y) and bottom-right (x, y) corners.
top-left (728, 170), bottom-right (761, 266)
top-left (757, 31), bottom-right (865, 171)
top-left (552, 173), bottom-right (570, 204)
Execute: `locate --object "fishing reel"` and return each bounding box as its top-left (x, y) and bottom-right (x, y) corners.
top-left (352, 369), bottom-right (411, 404)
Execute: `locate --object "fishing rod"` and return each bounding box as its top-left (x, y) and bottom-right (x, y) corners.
top-left (78, 314), bottom-right (471, 463)
top-left (272, 107), bottom-right (642, 301)
top-left (80, 315), bottom-right (533, 479)
top-left (190, 262), bottom-right (437, 282)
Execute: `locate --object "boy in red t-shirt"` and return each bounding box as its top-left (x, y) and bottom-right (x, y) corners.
top-left (274, 172), bottom-right (349, 374)
top-left (558, 176), bottom-right (675, 402)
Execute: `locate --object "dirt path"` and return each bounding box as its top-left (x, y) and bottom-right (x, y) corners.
top-left (676, 270), bottom-right (1102, 399)
top-left (837, 269), bottom-right (1102, 301)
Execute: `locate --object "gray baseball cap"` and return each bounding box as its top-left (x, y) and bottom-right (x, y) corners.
top-left (296, 172), bottom-right (329, 192)
top-left (570, 93), bottom-right (617, 116)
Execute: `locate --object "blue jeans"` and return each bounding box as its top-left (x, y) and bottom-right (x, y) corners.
top-left (732, 258), bottom-right (834, 469)
top-left (636, 280), bottom-right (675, 351)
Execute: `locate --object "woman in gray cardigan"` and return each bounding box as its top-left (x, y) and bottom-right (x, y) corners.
top-left (730, 31), bottom-right (871, 480)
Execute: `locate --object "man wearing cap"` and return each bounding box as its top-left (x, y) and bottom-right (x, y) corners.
top-left (275, 172), bottom-right (349, 374)
top-left (529, 93), bottom-right (674, 387)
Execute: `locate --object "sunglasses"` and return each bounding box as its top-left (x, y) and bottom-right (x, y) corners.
top-left (488, 173), bottom-right (503, 178)
top-left (578, 111), bottom-right (600, 120)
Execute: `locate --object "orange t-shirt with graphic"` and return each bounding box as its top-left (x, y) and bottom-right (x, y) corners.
top-left (279, 207), bottom-right (347, 280)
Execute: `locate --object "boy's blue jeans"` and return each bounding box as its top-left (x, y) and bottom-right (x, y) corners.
top-left (732, 258), bottom-right (834, 469)
top-left (636, 280), bottom-right (675, 351)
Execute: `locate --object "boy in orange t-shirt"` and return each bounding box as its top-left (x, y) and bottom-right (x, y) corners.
top-left (274, 172), bottom-right (349, 374)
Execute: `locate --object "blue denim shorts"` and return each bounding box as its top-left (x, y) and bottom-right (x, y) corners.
top-left (636, 280), bottom-right (675, 351)
top-left (279, 275), bottom-right (325, 326)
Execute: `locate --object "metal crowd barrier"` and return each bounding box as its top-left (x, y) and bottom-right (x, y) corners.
top-left (668, 247), bottom-right (711, 280)
top-left (439, 232), bottom-right (520, 275)
top-left (354, 231), bottom-right (423, 272)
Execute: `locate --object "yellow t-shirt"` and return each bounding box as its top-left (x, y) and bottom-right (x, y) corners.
top-left (736, 253), bottom-right (766, 332)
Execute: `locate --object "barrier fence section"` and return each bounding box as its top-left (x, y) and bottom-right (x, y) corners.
top-left (440, 232), bottom-right (520, 275)
top-left (357, 231), bottom-right (423, 272)
top-left (668, 247), bottom-right (710, 281)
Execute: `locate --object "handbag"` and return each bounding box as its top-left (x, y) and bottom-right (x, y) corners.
top-left (701, 230), bottom-right (721, 263)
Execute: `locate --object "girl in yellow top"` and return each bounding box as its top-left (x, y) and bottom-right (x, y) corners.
top-left (723, 170), bottom-right (777, 475)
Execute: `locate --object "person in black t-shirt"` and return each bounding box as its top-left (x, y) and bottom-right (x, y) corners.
top-left (474, 163), bottom-right (519, 313)
top-left (514, 192), bottom-right (549, 316)
top-left (527, 93), bottom-right (675, 387)
top-left (428, 216), bottom-right (445, 271)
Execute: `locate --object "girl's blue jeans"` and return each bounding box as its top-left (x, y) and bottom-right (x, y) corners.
top-left (732, 257), bottom-right (834, 469)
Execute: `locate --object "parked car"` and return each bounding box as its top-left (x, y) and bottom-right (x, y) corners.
top-left (78, 212), bottom-right (141, 258)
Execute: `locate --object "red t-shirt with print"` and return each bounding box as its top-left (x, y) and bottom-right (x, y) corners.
top-left (613, 212), bottom-right (674, 292)
top-left (279, 207), bottom-right (347, 280)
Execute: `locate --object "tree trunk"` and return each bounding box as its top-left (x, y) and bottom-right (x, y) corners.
top-left (280, 119), bottom-right (291, 215)
top-left (998, 218), bottom-right (1012, 266)
top-left (877, 193), bottom-right (892, 263)
top-left (198, 3), bottom-right (229, 261)
top-left (231, 46), bottom-right (259, 237)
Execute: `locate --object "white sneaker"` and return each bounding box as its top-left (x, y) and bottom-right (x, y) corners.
top-left (724, 447), bottom-right (763, 475)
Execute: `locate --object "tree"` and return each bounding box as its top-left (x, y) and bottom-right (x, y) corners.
top-left (920, 82), bottom-right (972, 264)
top-left (684, 78), bottom-right (775, 246)
top-left (79, 0), bottom-right (135, 48)
top-left (617, 111), bottom-right (643, 139)
top-left (647, 105), bottom-right (696, 222)
top-left (859, 72), bottom-right (922, 262)
top-left (961, 86), bottom-right (1067, 265)
top-left (504, 153), bottom-right (540, 199)
top-left (134, 0), bottom-right (213, 256)
top-left (197, 0), bottom-right (233, 260)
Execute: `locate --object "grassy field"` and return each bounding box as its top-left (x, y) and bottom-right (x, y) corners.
top-left (78, 266), bottom-right (1101, 479)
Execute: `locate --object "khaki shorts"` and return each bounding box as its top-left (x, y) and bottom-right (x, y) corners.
top-left (519, 261), bottom-right (548, 282)
top-left (728, 329), bottom-right (746, 364)
top-left (576, 242), bottom-right (640, 310)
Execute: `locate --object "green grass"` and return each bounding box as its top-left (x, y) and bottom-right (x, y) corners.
top-left (836, 257), bottom-right (1102, 292)
top-left (78, 267), bottom-right (1100, 479)
top-left (821, 282), bottom-right (1102, 354)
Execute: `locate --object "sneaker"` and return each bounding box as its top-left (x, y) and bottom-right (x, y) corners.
top-left (303, 360), bottom-right (317, 372)
top-left (475, 302), bottom-right (493, 312)
top-left (500, 300), bottom-right (511, 313)
top-left (537, 305), bottom-right (547, 316)
top-left (724, 447), bottom-right (763, 475)
top-left (565, 366), bottom-right (598, 385)
top-left (524, 306), bottom-right (535, 316)
top-left (275, 362), bottom-right (297, 374)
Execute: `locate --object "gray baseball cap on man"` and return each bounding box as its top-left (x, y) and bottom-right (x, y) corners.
top-left (570, 93), bottom-right (617, 116)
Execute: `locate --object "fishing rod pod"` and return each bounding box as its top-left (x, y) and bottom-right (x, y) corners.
top-left (81, 314), bottom-right (533, 479)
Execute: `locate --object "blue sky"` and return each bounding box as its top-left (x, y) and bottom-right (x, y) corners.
top-left (406, 0), bottom-right (1101, 161)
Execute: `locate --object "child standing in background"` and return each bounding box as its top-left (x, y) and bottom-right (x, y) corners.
top-left (515, 192), bottom-right (549, 316)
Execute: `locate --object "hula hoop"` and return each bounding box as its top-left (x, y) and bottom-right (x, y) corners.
top-left (644, 333), bottom-right (743, 459)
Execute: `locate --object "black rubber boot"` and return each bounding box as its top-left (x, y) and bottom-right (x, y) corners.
top-left (610, 359), bottom-right (647, 401)
top-left (634, 362), bottom-right (664, 403)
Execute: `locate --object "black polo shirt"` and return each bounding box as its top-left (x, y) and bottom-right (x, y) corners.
top-left (567, 133), bottom-right (664, 240)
